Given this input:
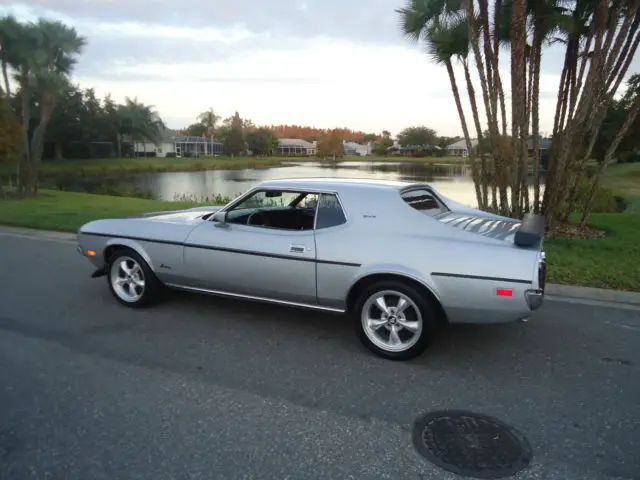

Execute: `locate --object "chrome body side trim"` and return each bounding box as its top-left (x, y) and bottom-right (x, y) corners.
top-left (165, 283), bottom-right (346, 313)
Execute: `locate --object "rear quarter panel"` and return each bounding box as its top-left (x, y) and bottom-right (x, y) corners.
top-left (316, 187), bottom-right (539, 323)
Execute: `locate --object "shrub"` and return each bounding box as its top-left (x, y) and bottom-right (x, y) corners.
top-left (563, 176), bottom-right (623, 215)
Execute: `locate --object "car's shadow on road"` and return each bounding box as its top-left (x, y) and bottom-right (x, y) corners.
top-left (161, 288), bottom-right (537, 367)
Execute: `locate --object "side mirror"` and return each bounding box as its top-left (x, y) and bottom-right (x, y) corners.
top-left (213, 210), bottom-right (229, 227)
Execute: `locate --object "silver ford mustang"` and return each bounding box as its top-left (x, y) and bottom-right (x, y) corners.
top-left (76, 178), bottom-right (547, 360)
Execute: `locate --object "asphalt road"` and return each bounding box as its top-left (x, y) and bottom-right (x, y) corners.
top-left (0, 232), bottom-right (639, 480)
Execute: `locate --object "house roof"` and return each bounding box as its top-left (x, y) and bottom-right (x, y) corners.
top-left (278, 138), bottom-right (315, 148)
top-left (445, 137), bottom-right (552, 150)
top-left (159, 127), bottom-right (221, 144)
top-left (447, 139), bottom-right (479, 149)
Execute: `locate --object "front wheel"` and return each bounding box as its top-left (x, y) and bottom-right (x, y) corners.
top-left (107, 248), bottom-right (163, 308)
top-left (354, 281), bottom-right (438, 360)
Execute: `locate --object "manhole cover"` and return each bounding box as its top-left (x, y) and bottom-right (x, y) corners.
top-left (411, 410), bottom-right (533, 479)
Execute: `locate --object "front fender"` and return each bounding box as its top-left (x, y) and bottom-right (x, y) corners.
top-left (103, 237), bottom-right (156, 272)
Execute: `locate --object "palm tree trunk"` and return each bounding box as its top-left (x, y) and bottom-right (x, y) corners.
top-left (1, 58), bottom-right (10, 100)
top-left (510, 0), bottom-right (527, 217)
top-left (553, 3), bottom-right (632, 224)
top-left (462, 60), bottom-right (488, 209)
top-left (19, 70), bottom-right (31, 197)
top-left (445, 59), bottom-right (482, 208)
top-left (29, 93), bottom-right (55, 195)
top-left (606, 14), bottom-right (640, 92)
top-left (530, 27), bottom-right (543, 214)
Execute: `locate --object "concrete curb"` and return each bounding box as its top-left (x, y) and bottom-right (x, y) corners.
top-left (0, 225), bottom-right (76, 243)
top-left (2, 225), bottom-right (640, 305)
top-left (545, 284), bottom-right (640, 306)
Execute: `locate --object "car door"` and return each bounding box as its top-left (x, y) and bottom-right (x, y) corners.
top-left (182, 189), bottom-right (318, 306)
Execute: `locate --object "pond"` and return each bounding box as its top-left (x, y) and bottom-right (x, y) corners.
top-left (49, 160), bottom-right (543, 207)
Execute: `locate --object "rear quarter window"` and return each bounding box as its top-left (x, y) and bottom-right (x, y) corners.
top-left (315, 193), bottom-right (347, 229)
top-left (401, 189), bottom-right (448, 217)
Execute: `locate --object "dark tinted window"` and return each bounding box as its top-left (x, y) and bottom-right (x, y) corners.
top-left (401, 189), bottom-right (447, 217)
top-left (315, 193), bottom-right (347, 229)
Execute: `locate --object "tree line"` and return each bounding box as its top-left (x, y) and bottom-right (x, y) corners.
top-left (397, 0), bottom-right (640, 228)
top-left (183, 114), bottom-right (465, 157)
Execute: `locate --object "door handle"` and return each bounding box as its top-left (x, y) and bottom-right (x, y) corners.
top-left (289, 244), bottom-right (305, 253)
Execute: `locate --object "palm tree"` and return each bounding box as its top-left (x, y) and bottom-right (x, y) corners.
top-left (0, 15), bottom-right (21, 101)
top-left (3, 18), bottom-right (86, 195)
top-left (396, 0), bottom-right (484, 208)
top-left (117, 97), bottom-right (165, 157)
top-left (27, 19), bottom-right (86, 191)
top-left (197, 107), bottom-right (221, 136)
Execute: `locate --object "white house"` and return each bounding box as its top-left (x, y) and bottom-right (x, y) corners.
top-left (446, 138), bottom-right (479, 157)
top-left (277, 138), bottom-right (317, 156)
top-left (343, 141), bottom-right (372, 156)
top-left (133, 128), bottom-right (223, 157)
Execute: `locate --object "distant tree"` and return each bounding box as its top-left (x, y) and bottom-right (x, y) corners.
top-left (7, 17), bottom-right (87, 195)
top-left (372, 130), bottom-right (394, 155)
top-left (197, 107), bottom-right (221, 137)
top-left (102, 93), bottom-right (120, 155)
top-left (593, 74), bottom-right (640, 163)
top-left (0, 97), bottom-right (22, 164)
top-left (223, 111), bottom-right (246, 156)
top-left (246, 126), bottom-right (278, 156)
top-left (270, 124), bottom-right (369, 143)
top-left (316, 129), bottom-right (345, 160)
top-left (117, 96), bottom-right (165, 155)
top-left (437, 135), bottom-right (462, 148)
top-left (40, 80), bottom-right (84, 159)
top-left (396, 126), bottom-right (438, 147)
top-left (184, 122), bottom-right (207, 137)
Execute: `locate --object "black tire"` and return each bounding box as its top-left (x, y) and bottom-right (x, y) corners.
top-left (353, 280), bottom-right (440, 360)
top-left (106, 248), bottom-right (163, 308)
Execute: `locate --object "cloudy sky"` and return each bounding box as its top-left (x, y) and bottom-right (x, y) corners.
top-left (1, 1), bottom-right (638, 136)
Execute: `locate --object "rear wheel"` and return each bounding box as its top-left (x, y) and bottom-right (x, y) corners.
top-left (107, 248), bottom-right (162, 308)
top-left (354, 280), bottom-right (438, 360)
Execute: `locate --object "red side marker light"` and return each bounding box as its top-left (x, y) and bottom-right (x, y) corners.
top-left (496, 289), bottom-right (513, 297)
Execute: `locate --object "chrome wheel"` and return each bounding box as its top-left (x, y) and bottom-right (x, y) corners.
top-left (361, 290), bottom-right (423, 353)
top-left (109, 255), bottom-right (146, 303)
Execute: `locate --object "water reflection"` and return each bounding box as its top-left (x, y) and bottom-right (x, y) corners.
top-left (49, 160), bottom-right (544, 208)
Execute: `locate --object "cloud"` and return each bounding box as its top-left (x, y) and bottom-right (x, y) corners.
top-left (2, 0), bottom-right (403, 44)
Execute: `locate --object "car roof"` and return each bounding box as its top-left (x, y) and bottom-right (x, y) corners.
top-left (255, 177), bottom-right (420, 192)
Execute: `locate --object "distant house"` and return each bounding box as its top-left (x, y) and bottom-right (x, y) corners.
top-left (446, 138), bottom-right (479, 157)
top-left (527, 138), bottom-right (552, 155)
top-left (277, 138), bottom-right (317, 156)
top-left (343, 141), bottom-right (372, 156)
top-left (445, 137), bottom-right (552, 157)
top-left (133, 127), bottom-right (223, 157)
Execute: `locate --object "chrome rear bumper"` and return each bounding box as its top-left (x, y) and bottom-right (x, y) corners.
top-left (525, 289), bottom-right (544, 311)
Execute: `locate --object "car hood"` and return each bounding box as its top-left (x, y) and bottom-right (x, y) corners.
top-left (129, 206), bottom-right (223, 224)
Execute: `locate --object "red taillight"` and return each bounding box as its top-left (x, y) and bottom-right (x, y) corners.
top-left (496, 289), bottom-right (513, 297)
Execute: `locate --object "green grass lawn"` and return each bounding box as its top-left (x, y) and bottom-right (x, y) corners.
top-left (542, 161), bottom-right (640, 291)
top-left (0, 154), bottom-right (468, 177)
top-left (544, 212), bottom-right (640, 291)
top-left (0, 189), bottom-right (224, 232)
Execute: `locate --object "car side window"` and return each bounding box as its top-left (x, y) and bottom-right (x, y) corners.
top-left (315, 193), bottom-right (347, 229)
top-left (401, 189), bottom-right (447, 217)
top-left (222, 189), bottom-right (319, 231)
